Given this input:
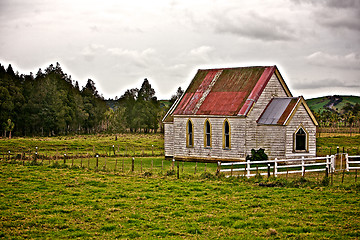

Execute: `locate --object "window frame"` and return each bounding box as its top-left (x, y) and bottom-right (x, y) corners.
top-left (186, 119), bottom-right (194, 148)
top-left (203, 119), bottom-right (212, 148)
top-left (223, 119), bottom-right (231, 150)
top-left (293, 125), bottom-right (309, 152)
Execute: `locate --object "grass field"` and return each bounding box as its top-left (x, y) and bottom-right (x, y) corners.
top-left (1, 162), bottom-right (360, 239)
top-left (1, 134), bottom-right (360, 239)
top-left (0, 134), bottom-right (164, 159)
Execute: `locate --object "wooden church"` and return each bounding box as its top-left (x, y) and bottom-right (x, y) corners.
top-left (163, 66), bottom-right (318, 161)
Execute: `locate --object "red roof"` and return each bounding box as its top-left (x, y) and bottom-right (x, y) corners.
top-left (172, 66), bottom-right (278, 117)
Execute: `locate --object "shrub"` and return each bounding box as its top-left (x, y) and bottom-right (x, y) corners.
top-left (246, 148), bottom-right (268, 161)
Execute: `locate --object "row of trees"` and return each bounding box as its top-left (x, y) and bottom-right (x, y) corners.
top-left (1, 62), bottom-right (184, 137)
top-left (0, 63), bottom-right (108, 137)
top-left (313, 102), bottom-right (360, 130)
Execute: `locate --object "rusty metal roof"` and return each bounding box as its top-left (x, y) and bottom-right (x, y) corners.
top-left (171, 66), bottom-right (278, 117)
top-left (257, 97), bottom-right (299, 125)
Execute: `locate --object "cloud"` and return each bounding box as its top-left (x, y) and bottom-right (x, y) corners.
top-left (213, 11), bottom-right (296, 41)
top-left (107, 47), bottom-right (157, 68)
top-left (81, 44), bottom-right (105, 62)
top-left (291, 77), bottom-right (360, 90)
top-left (306, 51), bottom-right (360, 70)
top-left (290, 0), bottom-right (360, 32)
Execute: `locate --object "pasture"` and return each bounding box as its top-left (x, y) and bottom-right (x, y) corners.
top-left (1, 133), bottom-right (360, 239)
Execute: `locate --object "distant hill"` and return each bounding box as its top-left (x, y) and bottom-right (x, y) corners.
top-left (306, 95), bottom-right (360, 114)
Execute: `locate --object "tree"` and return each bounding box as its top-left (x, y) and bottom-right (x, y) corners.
top-left (4, 119), bottom-right (15, 139)
top-left (170, 87), bottom-right (184, 104)
top-left (138, 78), bottom-right (155, 101)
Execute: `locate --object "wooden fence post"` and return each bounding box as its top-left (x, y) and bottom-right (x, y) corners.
top-left (177, 161), bottom-right (179, 179)
top-left (267, 164), bottom-right (271, 178)
top-left (96, 155), bottom-right (99, 170)
top-left (140, 159), bottom-right (143, 173)
top-left (274, 158), bottom-right (278, 177)
top-left (132, 158), bottom-right (135, 172)
top-left (231, 163), bottom-right (233, 177)
top-left (63, 154), bottom-right (66, 165)
top-left (247, 160), bottom-right (250, 178)
top-left (301, 157), bottom-right (305, 177)
top-left (355, 169), bottom-right (357, 182)
top-left (216, 161), bottom-right (221, 175)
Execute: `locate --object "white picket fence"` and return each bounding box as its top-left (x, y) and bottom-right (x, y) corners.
top-left (219, 156), bottom-right (334, 178)
top-left (346, 154), bottom-right (360, 171)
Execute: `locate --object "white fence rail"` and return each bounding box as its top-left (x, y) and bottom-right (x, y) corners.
top-left (219, 156), bottom-right (333, 178)
top-left (346, 154), bottom-right (360, 171)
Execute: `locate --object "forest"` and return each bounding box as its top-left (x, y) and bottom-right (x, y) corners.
top-left (0, 62), bottom-right (183, 137)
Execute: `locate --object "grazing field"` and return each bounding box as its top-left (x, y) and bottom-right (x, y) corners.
top-left (1, 162), bottom-right (360, 239)
top-left (317, 135), bottom-right (360, 156)
top-left (0, 134), bottom-right (164, 159)
top-left (1, 134), bottom-right (360, 239)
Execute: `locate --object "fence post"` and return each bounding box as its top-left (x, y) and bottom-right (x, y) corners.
top-left (345, 153), bottom-right (349, 172)
top-left (247, 160), bottom-right (250, 178)
top-left (231, 163), bottom-right (233, 177)
top-left (217, 161), bottom-right (221, 175)
top-left (177, 161), bottom-right (179, 179)
top-left (113, 145), bottom-right (116, 156)
top-left (274, 158), bottom-right (278, 177)
top-left (64, 154), bottom-right (66, 165)
top-left (267, 164), bottom-right (271, 178)
top-left (140, 159), bottom-right (143, 173)
top-left (132, 158), bottom-right (135, 172)
top-left (301, 157), bottom-right (305, 177)
top-left (96, 155), bottom-right (99, 170)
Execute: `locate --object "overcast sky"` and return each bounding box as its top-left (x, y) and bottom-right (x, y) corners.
top-left (1, 0), bottom-right (359, 100)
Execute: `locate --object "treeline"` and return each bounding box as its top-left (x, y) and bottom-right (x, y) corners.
top-left (0, 62), bottom-right (183, 137)
top-left (313, 102), bottom-right (360, 130)
top-left (0, 63), bottom-right (107, 137)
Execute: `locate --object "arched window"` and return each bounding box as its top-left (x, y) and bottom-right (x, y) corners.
top-left (223, 119), bottom-right (231, 149)
top-left (186, 119), bottom-right (194, 147)
top-left (204, 119), bottom-right (211, 148)
top-left (294, 126), bottom-right (308, 151)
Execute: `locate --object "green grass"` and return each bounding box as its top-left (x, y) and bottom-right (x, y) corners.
top-left (317, 135), bottom-right (360, 156)
top-left (0, 134), bottom-right (164, 159)
top-left (1, 162), bottom-right (360, 239)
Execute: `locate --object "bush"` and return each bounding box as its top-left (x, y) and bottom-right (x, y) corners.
top-left (246, 148), bottom-right (268, 161)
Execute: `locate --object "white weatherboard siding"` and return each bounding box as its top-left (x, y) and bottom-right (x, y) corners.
top-left (244, 73), bottom-right (289, 158)
top-left (285, 104), bottom-right (317, 158)
top-left (164, 123), bottom-right (174, 157)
